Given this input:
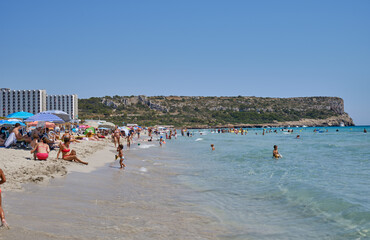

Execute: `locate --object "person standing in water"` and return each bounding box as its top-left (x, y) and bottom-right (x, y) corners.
top-left (116, 144), bottom-right (125, 169)
top-left (364, 128), bottom-right (367, 133)
top-left (0, 168), bottom-right (9, 229)
top-left (273, 145), bottom-right (281, 159)
top-left (211, 144), bottom-right (215, 151)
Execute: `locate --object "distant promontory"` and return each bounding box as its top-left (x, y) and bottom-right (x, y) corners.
top-left (79, 96), bottom-right (354, 128)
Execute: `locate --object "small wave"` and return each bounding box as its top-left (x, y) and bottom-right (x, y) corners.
top-left (195, 138), bottom-right (203, 141)
top-left (278, 183), bottom-right (370, 237)
top-left (138, 144), bottom-right (156, 149)
top-left (139, 167), bottom-right (148, 172)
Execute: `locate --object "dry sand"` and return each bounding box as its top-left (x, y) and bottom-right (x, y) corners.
top-left (0, 139), bottom-right (111, 191)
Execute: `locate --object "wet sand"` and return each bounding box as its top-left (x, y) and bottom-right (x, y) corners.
top-left (0, 143), bottom-right (228, 240)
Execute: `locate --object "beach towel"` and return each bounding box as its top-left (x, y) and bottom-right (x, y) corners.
top-left (4, 132), bottom-right (16, 148)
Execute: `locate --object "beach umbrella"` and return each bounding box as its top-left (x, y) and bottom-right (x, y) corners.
top-left (118, 127), bottom-right (129, 135)
top-left (25, 113), bottom-right (64, 123)
top-left (79, 125), bottom-right (89, 129)
top-left (27, 121), bottom-right (55, 128)
top-left (98, 122), bottom-right (115, 129)
top-left (41, 110), bottom-right (71, 122)
top-left (6, 118), bottom-right (23, 122)
top-left (6, 111), bottom-right (34, 119)
top-left (0, 120), bottom-right (26, 126)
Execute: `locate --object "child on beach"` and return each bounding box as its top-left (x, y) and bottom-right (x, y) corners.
top-left (116, 144), bottom-right (126, 169)
top-left (0, 168), bottom-right (9, 229)
top-left (273, 145), bottom-right (281, 159)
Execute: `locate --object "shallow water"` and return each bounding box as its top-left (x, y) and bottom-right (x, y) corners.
top-left (2, 126), bottom-right (370, 239)
top-left (167, 126), bottom-right (370, 239)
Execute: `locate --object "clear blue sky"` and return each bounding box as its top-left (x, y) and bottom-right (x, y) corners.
top-left (1, 0), bottom-right (369, 124)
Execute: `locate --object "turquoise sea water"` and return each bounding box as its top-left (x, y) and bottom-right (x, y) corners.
top-left (164, 126), bottom-right (370, 239)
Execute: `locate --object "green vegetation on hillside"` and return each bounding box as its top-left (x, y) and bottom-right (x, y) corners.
top-left (78, 96), bottom-right (342, 127)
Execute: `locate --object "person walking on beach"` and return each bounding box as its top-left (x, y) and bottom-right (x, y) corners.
top-left (113, 126), bottom-right (122, 147)
top-left (273, 145), bottom-right (281, 159)
top-left (0, 168), bottom-right (9, 229)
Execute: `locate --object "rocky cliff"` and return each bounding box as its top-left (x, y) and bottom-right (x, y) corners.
top-left (79, 96), bottom-right (354, 127)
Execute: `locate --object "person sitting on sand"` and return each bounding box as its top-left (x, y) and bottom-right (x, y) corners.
top-left (12, 123), bottom-right (31, 143)
top-left (273, 145), bottom-right (281, 159)
top-left (30, 137), bottom-right (50, 160)
top-left (0, 129), bottom-right (6, 147)
top-left (0, 168), bottom-right (9, 229)
top-left (211, 144), bottom-right (215, 151)
top-left (62, 130), bottom-right (80, 143)
top-left (57, 137), bottom-right (88, 165)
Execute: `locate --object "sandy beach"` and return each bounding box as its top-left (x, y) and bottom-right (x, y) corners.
top-left (0, 139), bottom-right (110, 191)
top-left (0, 138), bottom-right (227, 240)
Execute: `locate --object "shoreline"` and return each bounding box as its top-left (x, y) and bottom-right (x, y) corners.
top-left (184, 115), bottom-right (355, 129)
top-left (0, 138), bottom-right (228, 239)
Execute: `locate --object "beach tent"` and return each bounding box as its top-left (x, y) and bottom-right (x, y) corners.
top-left (27, 121), bottom-right (55, 128)
top-left (40, 110), bottom-right (71, 122)
top-left (84, 127), bottom-right (96, 135)
top-left (84, 121), bottom-right (99, 128)
top-left (6, 111), bottom-right (34, 119)
top-left (25, 113), bottom-right (64, 123)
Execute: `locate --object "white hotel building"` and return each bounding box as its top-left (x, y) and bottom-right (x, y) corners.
top-left (46, 94), bottom-right (78, 119)
top-left (0, 88), bottom-right (78, 119)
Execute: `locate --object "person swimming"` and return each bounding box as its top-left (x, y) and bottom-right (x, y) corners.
top-left (273, 145), bottom-right (281, 159)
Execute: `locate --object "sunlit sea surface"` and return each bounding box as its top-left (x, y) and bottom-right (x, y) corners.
top-left (167, 126), bottom-right (370, 239)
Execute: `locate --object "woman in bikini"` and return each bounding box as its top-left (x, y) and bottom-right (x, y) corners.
top-left (30, 137), bottom-right (50, 160)
top-left (113, 126), bottom-right (121, 147)
top-left (0, 168), bottom-right (9, 229)
top-left (57, 137), bottom-right (88, 165)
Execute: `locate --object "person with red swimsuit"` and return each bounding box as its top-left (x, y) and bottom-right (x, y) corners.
top-left (30, 137), bottom-right (50, 160)
top-left (57, 137), bottom-right (88, 165)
